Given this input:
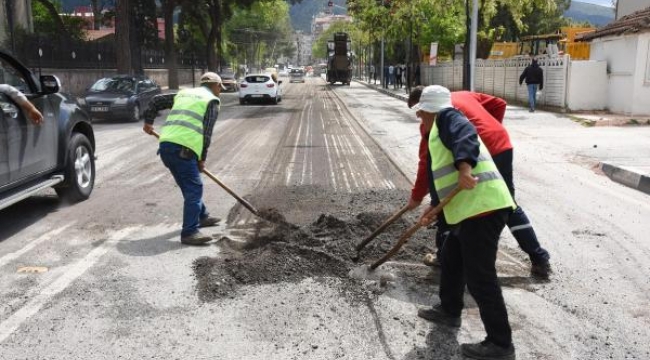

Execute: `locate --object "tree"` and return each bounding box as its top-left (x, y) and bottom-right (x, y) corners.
top-left (178, 0), bottom-right (304, 71)
top-left (161, 0), bottom-right (179, 89)
top-left (32, 0), bottom-right (87, 40)
top-left (115, 0), bottom-right (131, 73)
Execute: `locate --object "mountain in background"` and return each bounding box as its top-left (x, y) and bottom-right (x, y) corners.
top-left (564, 0), bottom-right (615, 27)
top-left (289, 0), bottom-right (347, 33)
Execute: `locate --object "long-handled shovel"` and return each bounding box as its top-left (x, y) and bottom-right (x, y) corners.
top-left (369, 186), bottom-right (462, 270)
top-left (149, 130), bottom-right (260, 217)
top-left (352, 204), bottom-right (410, 261)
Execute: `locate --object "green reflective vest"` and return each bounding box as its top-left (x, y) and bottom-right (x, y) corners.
top-left (159, 87), bottom-right (219, 158)
top-left (429, 117), bottom-right (515, 225)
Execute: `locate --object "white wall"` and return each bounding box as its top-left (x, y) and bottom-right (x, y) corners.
top-left (632, 33), bottom-right (650, 115)
top-left (567, 61), bottom-right (608, 111)
top-left (590, 35), bottom-right (638, 114)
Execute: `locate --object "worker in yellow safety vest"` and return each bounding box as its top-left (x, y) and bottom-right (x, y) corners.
top-left (143, 72), bottom-right (225, 245)
top-left (413, 85), bottom-right (517, 360)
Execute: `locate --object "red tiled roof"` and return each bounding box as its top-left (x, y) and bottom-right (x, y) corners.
top-left (579, 6), bottom-right (650, 41)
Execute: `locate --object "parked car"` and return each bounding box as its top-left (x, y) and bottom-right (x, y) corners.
top-left (0, 50), bottom-right (95, 210)
top-left (289, 68), bottom-right (306, 83)
top-left (77, 75), bottom-right (161, 122)
top-left (219, 72), bottom-right (238, 92)
top-left (238, 74), bottom-right (282, 105)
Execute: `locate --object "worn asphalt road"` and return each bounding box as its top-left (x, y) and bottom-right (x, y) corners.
top-left (0, 77), bottom-right (649, 359)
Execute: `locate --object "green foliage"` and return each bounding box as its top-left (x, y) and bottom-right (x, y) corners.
top-left (32, 0), bottom-right (86, 40)
top-left (224, 0), bottom-right (297, 67)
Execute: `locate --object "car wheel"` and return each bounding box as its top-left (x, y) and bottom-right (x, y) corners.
top-left (273, 95), bottom-right (279, 105)
top-left (55, 133), bottom-right (95, 203)
top-left (131, 103), bottom-right (141, 122)
top-left (239, 98), bottom-right (245, 105)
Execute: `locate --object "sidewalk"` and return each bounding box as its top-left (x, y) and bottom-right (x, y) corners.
top-left (353, 78), bottom-right (650, 196)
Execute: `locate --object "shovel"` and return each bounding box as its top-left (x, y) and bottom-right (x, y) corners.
top-left (148, 130), bottom-right (260, 217)
top-left (352, 204), bottom-right (410, 261)
top-left (369, 186), bottom-right (461, 270)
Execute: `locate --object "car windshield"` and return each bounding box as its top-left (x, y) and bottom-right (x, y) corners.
top-left (245, 76), bottom-right (270, 83)
top-left (90, 78), bottom-right (135, 93)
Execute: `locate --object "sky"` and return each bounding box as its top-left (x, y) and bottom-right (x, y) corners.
top-left (575, 0), bottom-right (615, 7)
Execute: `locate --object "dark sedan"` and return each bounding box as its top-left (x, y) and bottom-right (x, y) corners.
top-left (78, 75), bottom-right (161, 122)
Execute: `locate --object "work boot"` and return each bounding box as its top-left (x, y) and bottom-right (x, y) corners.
top-left (417, 304), bottom-right (461, 327)
top-left (530, 261), bottom-right (552, 280)
top-left (199, 216), bottom-right (221, 228)
top-left (461, 340), bottom-right (515, 360)
top-left (180, 231), bottom-right (212, 245)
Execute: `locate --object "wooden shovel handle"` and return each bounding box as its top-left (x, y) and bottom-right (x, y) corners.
top-left (148, 130), bottom-right (260, 217)
top-left (355, 204), bottom-right (410, 253)
top-left (369, 186), bottom-right (462, 270)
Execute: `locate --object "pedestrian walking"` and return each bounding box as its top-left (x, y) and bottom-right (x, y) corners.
top-left (369, 64), bottom-right (375, 84)
top-left (388, 64), bottom-right (395, 87)
top-left (383, 65), bottom-right (389, 89)
top-left (407, 86), bottom-right (552, 278)
top-left (395, 65), bottom-right (402, 89)
top-left (519, 58), bottom-right (544, 112)
top-left (142, 72), bottom-right (225, 245)
top-left (412, 85), bottom-right (517, 360)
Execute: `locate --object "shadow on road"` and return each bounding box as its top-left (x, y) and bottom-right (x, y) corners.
top-left (0, 194), bottom-right (61, 242)
top-left (402, 326), bottom-right (461, 360)
top-left (115, 229), bottom-right (186, 256)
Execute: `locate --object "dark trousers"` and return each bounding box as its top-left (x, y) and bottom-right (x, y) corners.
top-left (492, 149), bottom-right (550, 264)
top-left (159, 142), bottom-right (208, 237)
top-left (439, 209), bottom-right (512, 348)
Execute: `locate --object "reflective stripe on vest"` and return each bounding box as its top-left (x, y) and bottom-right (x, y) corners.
top-left (429, 117), bottom-right (515, 225)
top-left (159, 87), bottom-right (219, 158)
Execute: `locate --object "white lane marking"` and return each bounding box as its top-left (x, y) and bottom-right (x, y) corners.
top-left (0, 223), bottom-right (75, 268)
top-left (285, 106), bottom-right (305, 186)
top-left (323, 134), bottom-right (338, 190)
top-left (0, 227), bottom-right (138, 344)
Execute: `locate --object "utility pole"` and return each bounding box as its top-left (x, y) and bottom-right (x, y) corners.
top-left (469, 0), bottom-right (478, 91)
top-left (380, 0), bottom-right (385, 88)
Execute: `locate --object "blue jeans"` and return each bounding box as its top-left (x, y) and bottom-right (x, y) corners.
top-left (527, 84), bottom-right (538, 111)
top-left (158, 142), bottom-right (208, 237)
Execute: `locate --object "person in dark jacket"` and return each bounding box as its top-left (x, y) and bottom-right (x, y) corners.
top-left (413, 85), bottom-right (516, 360)
top-left (407, 86), bottom-right (552, 279)
top-left (519, 58), bottom-right (543, 112)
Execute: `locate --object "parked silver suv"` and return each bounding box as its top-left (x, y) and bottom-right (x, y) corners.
top-left (0, 50), bottom-right (95, 210)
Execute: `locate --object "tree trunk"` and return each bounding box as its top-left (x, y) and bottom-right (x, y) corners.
top-left (163, 0), bottom-right (179, 89)
top-left (206, 29), bottom-right (218, 71)
top-left (90, 0), bottom-right (101, 30)
top-left (115, 0), bottom-right (132, 74)
top-left (130, 7), bottom-right (144, 75)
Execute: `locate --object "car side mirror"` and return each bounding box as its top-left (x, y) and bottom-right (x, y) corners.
top-left (40, 75), bottom-right (60, 95)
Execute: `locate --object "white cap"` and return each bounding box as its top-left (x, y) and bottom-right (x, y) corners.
top-left (200, 72), bottom-right (226, 90)
top-left (411, 85), bottom-right (453, 113)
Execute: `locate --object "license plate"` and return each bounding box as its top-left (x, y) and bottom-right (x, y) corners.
top-left (251, 94), bottom-right (263, 98)
top-left (91, 106), bottom-right (109, 112)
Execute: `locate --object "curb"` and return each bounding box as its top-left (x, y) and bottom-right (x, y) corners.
top-left (599, 162), bottom-right (650, 195)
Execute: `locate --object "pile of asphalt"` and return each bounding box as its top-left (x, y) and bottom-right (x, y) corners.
top-left (193, 187), bottom-right (438, 301)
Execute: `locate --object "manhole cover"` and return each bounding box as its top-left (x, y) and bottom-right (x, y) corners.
top-left (17, 266), bottom-right (49, 274)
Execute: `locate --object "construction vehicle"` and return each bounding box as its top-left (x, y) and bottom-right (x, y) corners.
top-left (489, 27), bottom-right (594, 60)
top-left (326, 32), bottom-right (352, 85)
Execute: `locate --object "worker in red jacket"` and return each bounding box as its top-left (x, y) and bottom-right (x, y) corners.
top-left (407, 87), bottom-right (551, 279)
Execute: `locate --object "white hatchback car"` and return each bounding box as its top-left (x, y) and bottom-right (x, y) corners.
top-left (238, 74), bottom-right (282, 105)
